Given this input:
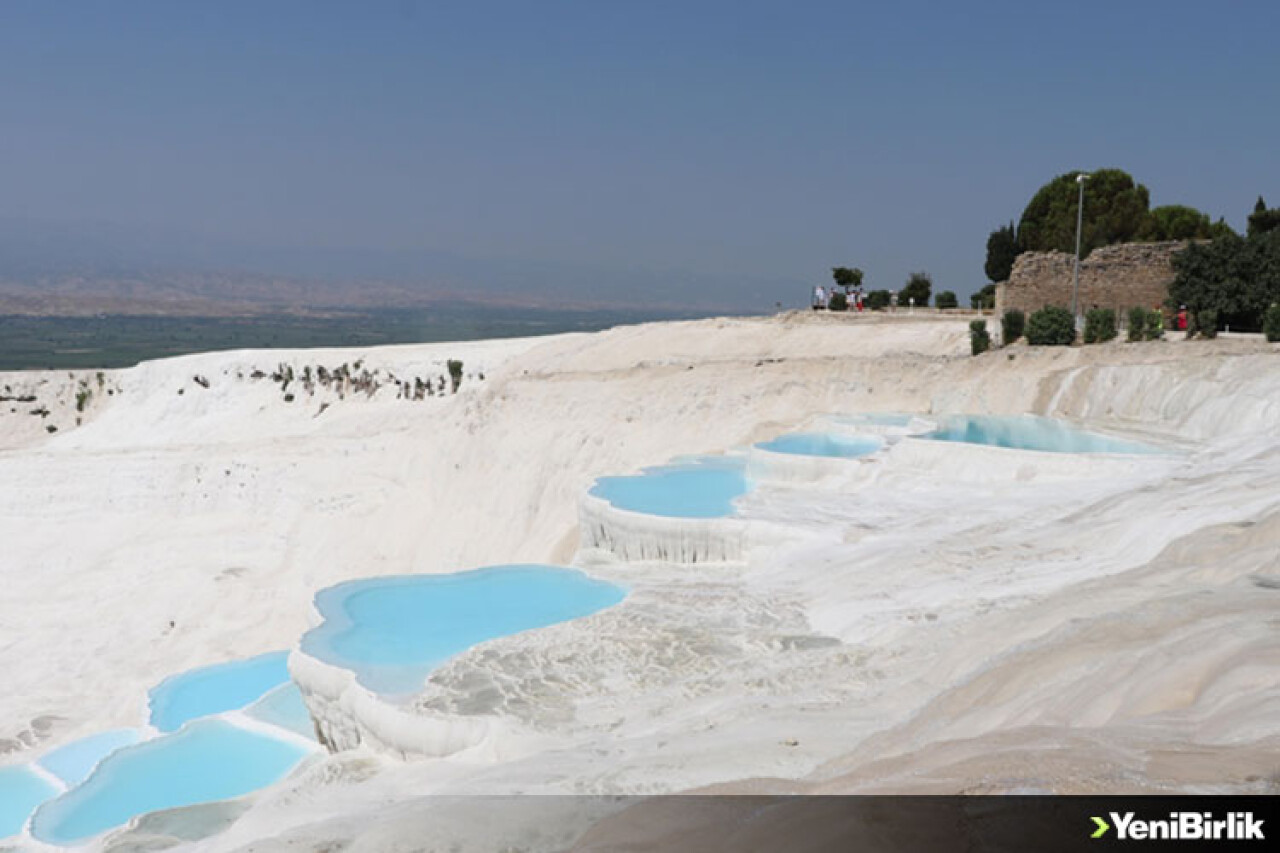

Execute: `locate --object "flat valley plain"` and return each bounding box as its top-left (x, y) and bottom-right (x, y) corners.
top-left (0, 304), bottom-right (713, 371)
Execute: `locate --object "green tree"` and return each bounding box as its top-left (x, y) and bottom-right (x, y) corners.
top-left (865, 289), bottom-right (892, 310)
top-left (831, 266), bottom-right (865, 293)
top-left (1137, 205), bottom-right (1215, 241)
top-left (984, 221), bottom-right (1020, 282)
top-left (1209, 217), bottom-right (1237, 240)
top-left (1017, 168), bottom-right (1151, 256)
top-left (899, 271), bottom-right (932, 307)
top-left (1168, 229), bottom-right (1280, 332)
top-left (970, 283), bottom-right (996, 309)
top-left (1247, 196), bottom-right (1280, 238)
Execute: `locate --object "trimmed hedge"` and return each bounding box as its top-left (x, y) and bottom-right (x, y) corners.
top-left (1127, 306), bottom-right (1147, 342)
top-left (1025, 306), bottom-right (1076, 346)
top-left (936, 290), bottom-right (958, 309)
top-left (969, 319), bottom-right (991, 355)
top-left (865, 289), bottom-right (892, 310)
top-left (1000, 309), bottom-right (1025, 345)
top-left (1265, 304), bottom-right (1280, 343)
top-left (1083, 308), bottom-right (1117, 344)
top-left (828, 291), bottom-right (848, 311)
top-left (1197, 309), bottom-right (1218, 339)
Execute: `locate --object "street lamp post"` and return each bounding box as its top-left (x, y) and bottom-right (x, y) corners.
top-left (1071, 172), bottom-right (1090, 324)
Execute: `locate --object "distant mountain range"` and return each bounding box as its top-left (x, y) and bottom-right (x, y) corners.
top-left (0, 217), bottom-right (786, 317)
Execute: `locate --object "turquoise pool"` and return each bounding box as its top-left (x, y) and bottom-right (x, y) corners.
top-left (756, 433), bottom-right (883, 458)
top-left (589, 457), bottom-right (749, 518)
top-left (38, 729), bottom-right (144, 787)
top-left (6, 653), bottom-right (315, 846)
top-left (148, 651), bottom-right (291, 732)
top-left (30, 720), bottom-right (311, 846)
top-left (0, 765), bottom-right (59, 839)
top-left (922, 415), bottom-right (1160, 454)
top-left (301, 565), bottom-right (627, 696)
top-left (244, 683), bottom-right (316, 740)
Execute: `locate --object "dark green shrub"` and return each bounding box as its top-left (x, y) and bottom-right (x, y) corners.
top-left (1001, 309), bottom-right (1025, 345)
top-left (1144, 309), bottom-right (1165, 340)
top-left (1083, 308), bottom-right (1117, 344)
top-left (447, 359), bottom-right (464, 393)
top-left (828, 291), bottom-right (848, 311)
top-left (1198, 309), bottom-right (1218, 339)
top-left (1025, 306), bottom-right (1076, 346)
top-left (969, 319), bottom-right (990, 355)
top-left (1263, 304), bottom-right (1280, 342)
top-left (865, 289), bottom-right (891, 310)
top-left (1127, 307), bottom-right (1147, 342)
top-left (935, 290), bottom-right (958, 309)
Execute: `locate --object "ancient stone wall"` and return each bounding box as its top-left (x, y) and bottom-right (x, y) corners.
top-left (994, 241), bottom-right (1186, 321)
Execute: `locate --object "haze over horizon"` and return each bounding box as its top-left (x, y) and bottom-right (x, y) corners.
top-left (3, 0), bottom-right (1278, 310)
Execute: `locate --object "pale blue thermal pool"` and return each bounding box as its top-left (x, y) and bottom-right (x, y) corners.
top-left (11, 654), bottom-right (315, 846)
top-left (148, 651), bottom-right (291, 732)
top-left (30, 720), bottom-right (311, 846)
top-left (589, 456), bottom-right (750, 518)
top-left (244, 683), bottom-right (316, 740)
top-left (38, 729), bottom-right (145, 787)
top-left (301, 565), bottom-right (627, 696)
top-left (922, 415), bottom-right (1161, 454)
top-left (0, 765), bottom-right (59, 839)
top-left (756, 433), bottom-right (883, 459)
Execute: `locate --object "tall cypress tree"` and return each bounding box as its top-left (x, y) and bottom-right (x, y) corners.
top-left (1248, 196), bottom-right (1280, 237)
top-left (984, 221), bottom-right (1020, 282)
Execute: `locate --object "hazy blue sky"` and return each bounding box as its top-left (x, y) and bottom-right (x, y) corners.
top-left (2, 0), bottom-right (1277, 306)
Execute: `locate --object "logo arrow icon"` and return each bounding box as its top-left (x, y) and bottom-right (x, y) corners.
top-left (1091, 816), bottom-right (1110, 839)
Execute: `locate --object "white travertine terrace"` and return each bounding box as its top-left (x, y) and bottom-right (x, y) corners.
top-left (577, 491), bottom-right (748, 564)
top-left (287, 650), bottom-right (496, 760)
top-left (5, 314), bottom-right (1280, 850)
top-left (883, 435), bottom-right (1169, 483)
top-left (744, 441), bottom-right (882, 485)
top-left (290, 368), bottom-right (1182, 765)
